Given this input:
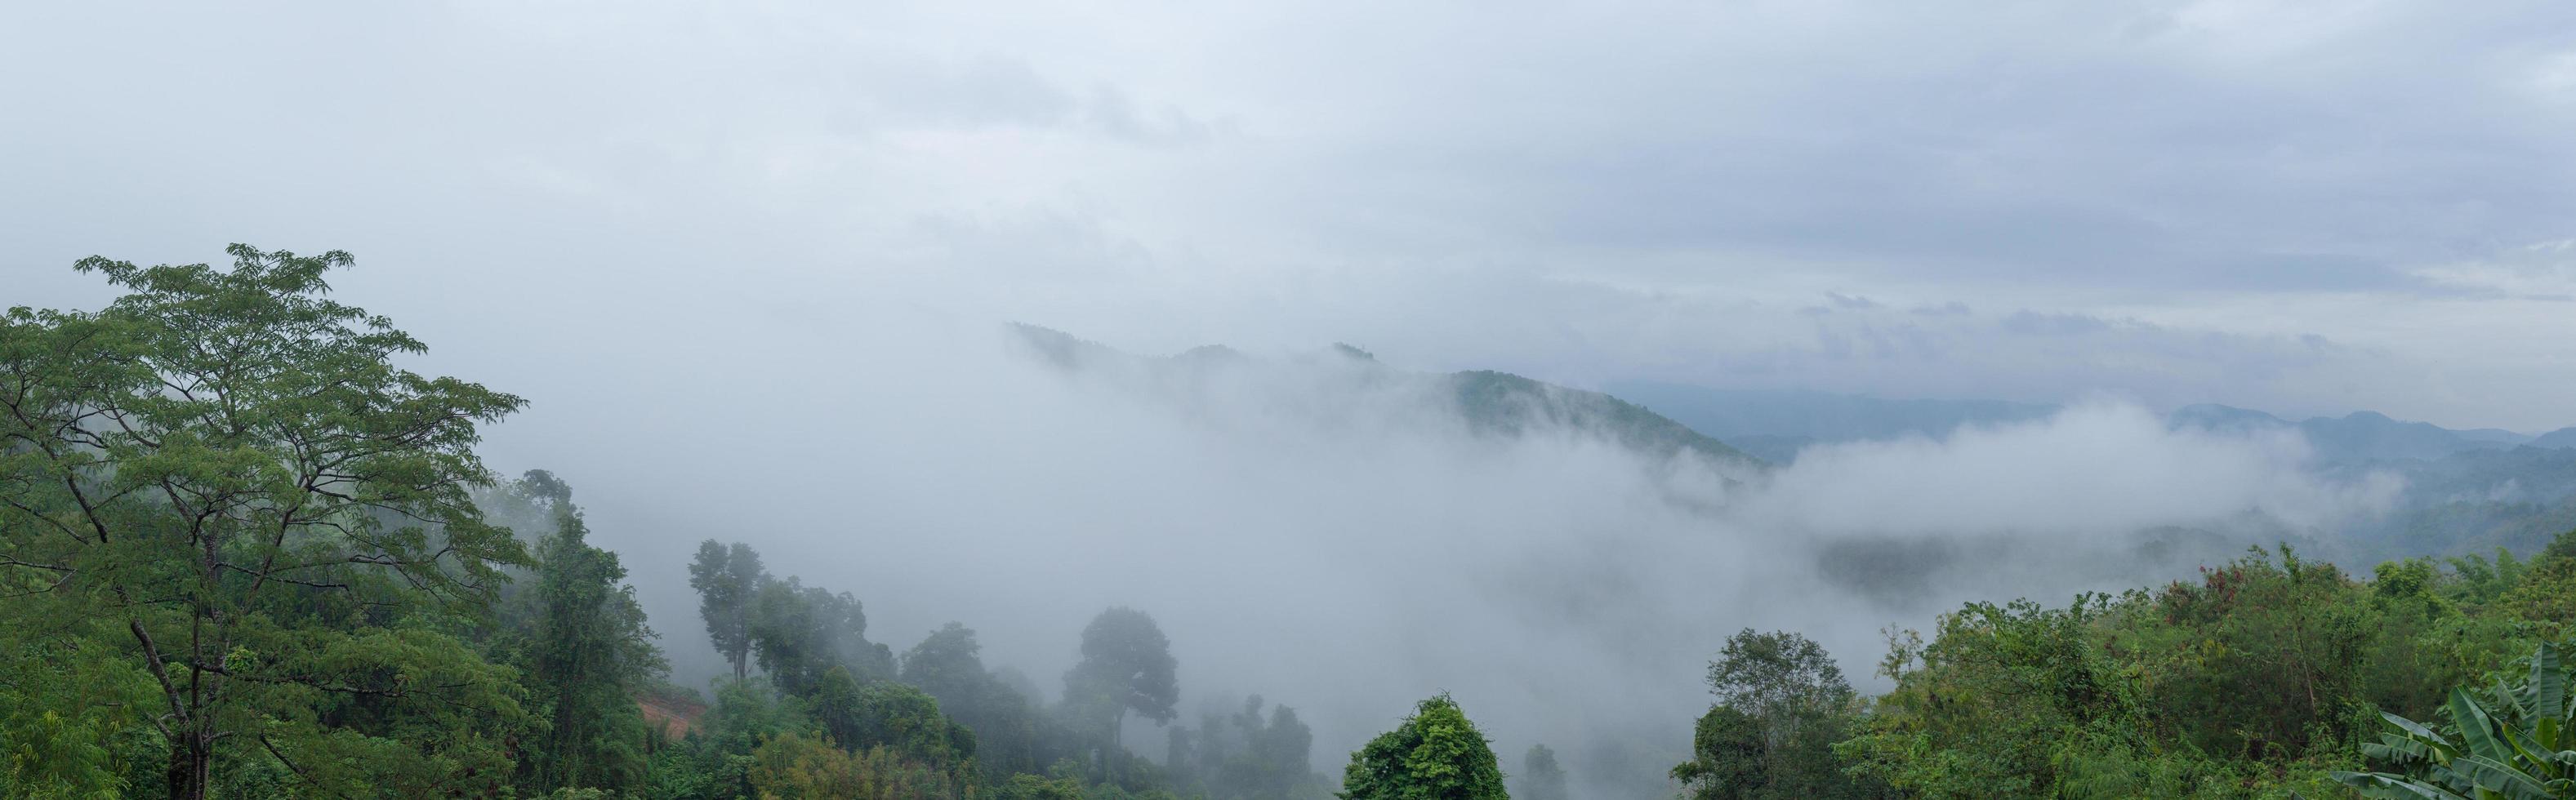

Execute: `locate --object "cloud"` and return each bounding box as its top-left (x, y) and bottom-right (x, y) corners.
top-left (2409, 238), bottom-right (2576, 300)
top-left (503, 317), bottom-right (2396, 796)
top-left (7, 1), bottom-right (2576, 429)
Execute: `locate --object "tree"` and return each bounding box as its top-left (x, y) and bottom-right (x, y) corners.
top-left (690, 540), bottom-right (769, 682)
top-left (1337, 693), bottom-right (1506, 800)
top-left (501, 477), bottom-right (666, 794)
top-left (1674, 706), bottom-right (1768, 798)
top-left (1674, 629), bottom-right (1872, 799)
top-left (1704, 629), bottom-right (1853, 742)
top-left (745, 731), bottom-right (969, 800)
top-left (902, 622), bottom-right (994, 713)
top-left (0, 246), bottom-right (529, 798)
top-left (1167, 695), bottom-right (1322, 800)
top-left (751, 576), bottom-right (890, 696)
top-left (1063, 607), bottom-right (1179, 761)
top-left (2499, 529), bottom-right (2576, 636)
top-left (811, 668), bottom-right (976, 771)
top-left (903, 621), bottom-right (1063, 779)
top-left (1518, 744), bottom-right (1567, 800)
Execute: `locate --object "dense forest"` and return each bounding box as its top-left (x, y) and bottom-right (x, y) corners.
top-left (6, 248), bottom-right (2575, 799)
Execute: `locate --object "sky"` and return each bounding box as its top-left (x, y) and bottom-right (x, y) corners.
top-left (9, 2), bottom-right (2568, 792)
top-left (7, 0), bottom-right (2576, 431)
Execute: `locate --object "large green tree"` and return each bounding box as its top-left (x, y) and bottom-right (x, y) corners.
top-left (0, 246), bottom-right (531, 798)
top-left (1336, 694), bottom-right (1506, 800)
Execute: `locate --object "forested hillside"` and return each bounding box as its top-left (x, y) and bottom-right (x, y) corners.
top-left (7, 249), bottom-right (2575, 798)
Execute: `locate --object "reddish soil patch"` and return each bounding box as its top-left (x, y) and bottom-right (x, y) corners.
top-left (637, 691), bottom-right (706, 740)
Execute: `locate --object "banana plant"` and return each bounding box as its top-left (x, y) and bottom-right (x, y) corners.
top-left (2333, 642), bottom-right (2576, 799)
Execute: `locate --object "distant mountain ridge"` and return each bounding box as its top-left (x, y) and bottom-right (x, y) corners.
top-left (1598, 380), bottom-right (2576, 563)
top-left (1602, 383), bottom-right (2059, 463)
top-left (1008, 325), bottom-right (1764, 469)
top-left (1607, 380), bottom-right (2574, 465)
top-left (1011, 331), bottom-right (2574, 565)
top-left (2167, 404), bottom-right (2576, 464)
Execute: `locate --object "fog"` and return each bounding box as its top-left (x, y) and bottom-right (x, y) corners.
top-left (489, 305), bottom-right (2398, 795)
top-left (8, 2), bottom-right (2576, 797)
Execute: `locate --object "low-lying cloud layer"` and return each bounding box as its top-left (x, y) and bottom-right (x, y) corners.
top-left (541, 314), bottom-right (2398, 796)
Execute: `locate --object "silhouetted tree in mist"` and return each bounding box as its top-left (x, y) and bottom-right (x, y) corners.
top-left (689, 540), bottom-right (767, 680)
top-left (1064, 607), bottom-right (1179, 780)
top-left (1518, 744), bottom-right (1567, 800)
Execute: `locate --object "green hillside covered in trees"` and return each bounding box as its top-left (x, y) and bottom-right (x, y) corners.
top-left (6, 247), bottom-right (2575, 798)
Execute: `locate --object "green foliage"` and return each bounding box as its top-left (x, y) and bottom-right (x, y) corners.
top-left (1337, 694), bottom-right (1507, 800)
top-left (1675, 705), bottom-right (1772, 798)
top-left (1832, 544), bottom-right (2560, 798)
top-left (493, 478), bottom-right (667, 795)
top-left (1675, 629), bottom-right (1883, 799)
top-left (690, 540), bottom-right (768, 682)
top-left (0, 246), bottom-right (530, 798)
top-left (745, 731), bottom-right (970, 800)
top-left (993, 771), bottom-right (1093, 799)
top-left (0, 636), bottom-right (159, 798)
top-left (1, 246), bottom-right (1235, 799)
top-left (2335, 641), bottom-right (2576, 798)
top-left (814, 670), bottom-right (978, 770)
top-left (1839, 593), bottom-right (2177, 798)
top-left (2498, 531), bottom-right (2576, 637)
top-left (2442, 549), bottom-right (2529, 607)
top-left (752, 576), bottom-right (893, 696)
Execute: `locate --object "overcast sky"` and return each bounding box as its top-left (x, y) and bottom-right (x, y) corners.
top-left (8, 0), bottom-right (2576, 429)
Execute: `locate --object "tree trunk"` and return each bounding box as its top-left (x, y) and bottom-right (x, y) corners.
top-left (166, 734), bottom-right (209, 800)
top-left (1110, 708), bottom-right (1125, 786)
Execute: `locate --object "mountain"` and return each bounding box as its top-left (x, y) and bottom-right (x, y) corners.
top-left (1599, 382), bottom-right (2059, 446)
top-left (1009, 326), bottom-right (1763, 469)
top-left (1599, 384), bottom-right (2565, 467)
top-left (2347, 443), bottom-right (2576, 562)
top-left (2297, 411), bottom-right (2519, 462)
top-left (2532, 427), bottom-right (2576, 450)
top-left (1589, 383), bottom-right (2576, 562)
top-left (2165, 403), bottom-right (2291, 435)
top-left (1449, 371), bottom-right (1758, 465)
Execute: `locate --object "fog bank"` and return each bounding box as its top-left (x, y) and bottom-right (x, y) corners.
top-left (499, 309), bottom-right (2396, 796)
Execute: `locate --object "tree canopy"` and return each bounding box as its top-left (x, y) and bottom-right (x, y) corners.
top-left (1, 246), bottom-right (529, 798)
top-left (1336, 694), bottom-right (1507, 800)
